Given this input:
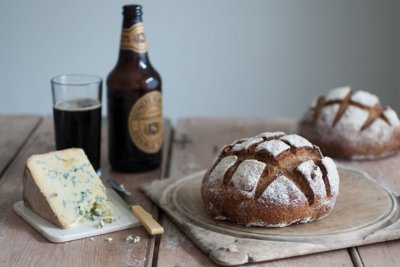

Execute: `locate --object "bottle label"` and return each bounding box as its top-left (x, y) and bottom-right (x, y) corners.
top-left (120, 22), bottom-right (148, 53)
top-left (128, 91), bottom-right (163, 153)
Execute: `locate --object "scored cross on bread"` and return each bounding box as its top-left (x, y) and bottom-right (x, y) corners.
top-left (299, 87), bottom-right (400, 159)
top-left (201, 132), bottom-right (339, 227)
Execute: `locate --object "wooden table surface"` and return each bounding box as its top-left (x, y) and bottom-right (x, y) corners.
top-left (0, 115), bottom-right (399, 267)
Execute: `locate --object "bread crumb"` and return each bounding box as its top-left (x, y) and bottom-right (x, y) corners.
top-left (105, 237), bottom-right (113, 242)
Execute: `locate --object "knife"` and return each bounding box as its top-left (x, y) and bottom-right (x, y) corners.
top-left (107, 178), bottom-right (164, 235)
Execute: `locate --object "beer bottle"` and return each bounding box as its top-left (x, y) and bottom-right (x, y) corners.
top-left (107, 5), bottom-right (163, 172)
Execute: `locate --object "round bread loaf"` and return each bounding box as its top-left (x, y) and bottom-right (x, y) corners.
top-left (201, 132), bottom-right (339, 227)
top-left (298, 87), bottom-right (400, 160)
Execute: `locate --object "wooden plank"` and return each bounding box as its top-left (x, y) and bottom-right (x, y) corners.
top-left (156, 117), bottom-right (354, 266)
top-left (0, 115), bottom-right (40, 179)
top-left (0, 117), bottom-right (172, 267)
top-left (351, 241), bottom-right (400, 267)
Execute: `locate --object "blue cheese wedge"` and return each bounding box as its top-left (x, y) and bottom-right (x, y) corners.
top-left (23, 148), bottom-right (113, 229)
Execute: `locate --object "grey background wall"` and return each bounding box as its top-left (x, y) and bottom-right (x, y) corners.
top-left (0, 0), bottom-right (399, 122)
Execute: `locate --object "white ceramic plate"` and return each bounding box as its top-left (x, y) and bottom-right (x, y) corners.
top-left (13, 189), bottom-right (140, 243)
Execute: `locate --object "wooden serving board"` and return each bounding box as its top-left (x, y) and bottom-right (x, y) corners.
top-left (142, 166), bottom-right (400, 266)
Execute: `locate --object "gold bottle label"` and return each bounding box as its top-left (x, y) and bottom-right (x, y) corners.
top-left (120, 22), bottom-right (148, 53)
top-left (128, 91), bottom-right (163, 153)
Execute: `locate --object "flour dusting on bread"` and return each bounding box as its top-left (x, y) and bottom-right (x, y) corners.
top-left (256, 139), bottom-right (290, 157)
top-left (231, 160), bottom-right (266, 195)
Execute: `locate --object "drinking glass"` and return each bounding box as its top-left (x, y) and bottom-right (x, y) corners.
top-left (51, 74), bottom-right (102, 173)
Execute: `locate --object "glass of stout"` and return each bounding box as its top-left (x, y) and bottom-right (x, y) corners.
top-left (51, 74), bottom-right (102, 174)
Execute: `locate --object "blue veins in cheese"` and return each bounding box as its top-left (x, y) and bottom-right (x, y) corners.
top-left (23, 148), bottom-right (113, 229)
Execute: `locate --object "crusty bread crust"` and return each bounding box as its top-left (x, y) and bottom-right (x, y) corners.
top-left (298, 87), bottom-right (400, 160)
top-left (201, 132), bottom-right (339, 227)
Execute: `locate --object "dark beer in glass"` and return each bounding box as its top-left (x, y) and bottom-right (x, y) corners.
top-left (51, 75), bottom-right (102, 173)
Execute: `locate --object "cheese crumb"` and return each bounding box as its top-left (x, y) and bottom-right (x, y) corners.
top-left (125, 235), bottom-right (140, 244)
top-left (97, 219), bottom-right (105, 229)
top-left (119, 183), bottom-right (131, 196)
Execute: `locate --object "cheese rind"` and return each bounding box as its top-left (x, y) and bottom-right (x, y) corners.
top-left (23, 148), bottom-right (113, 229)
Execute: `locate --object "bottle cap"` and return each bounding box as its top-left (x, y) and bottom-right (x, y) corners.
top-left (123, 5), bottom-right (142, 17)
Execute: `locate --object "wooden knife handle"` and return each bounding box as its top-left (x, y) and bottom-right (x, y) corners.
top-left (131, 205), bottom-right (164, 235)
